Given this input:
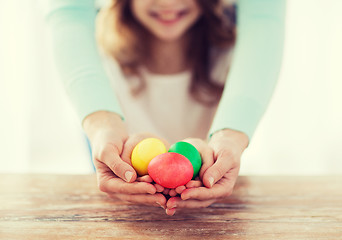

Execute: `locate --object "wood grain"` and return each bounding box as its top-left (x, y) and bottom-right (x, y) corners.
top-left (0, 174), bottom-right (341, 240)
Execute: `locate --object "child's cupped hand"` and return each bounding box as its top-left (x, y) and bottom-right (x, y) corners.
top-left (164, 129), bottom-right (249, 216)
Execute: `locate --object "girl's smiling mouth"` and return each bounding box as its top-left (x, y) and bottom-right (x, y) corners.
top-left (149, 9), bottom-right (189, 25)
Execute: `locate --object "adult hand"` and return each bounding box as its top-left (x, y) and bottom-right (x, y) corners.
top-left (83, 111), bottom-right (166, 208)
top-left (165, 129), bottom-right (249, 215)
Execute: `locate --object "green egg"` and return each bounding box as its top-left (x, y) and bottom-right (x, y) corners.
top-left (168, 141), bottom-right (202, 179)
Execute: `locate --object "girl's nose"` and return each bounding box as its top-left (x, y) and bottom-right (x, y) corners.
top-left (155, 0), bottom-right (180, 8)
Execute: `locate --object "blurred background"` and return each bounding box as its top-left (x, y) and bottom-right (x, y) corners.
top-left (1, 0), bottom-right (341, 175)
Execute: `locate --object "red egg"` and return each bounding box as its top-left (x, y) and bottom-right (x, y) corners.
top-left (148, 152), bottom-right (194, 189)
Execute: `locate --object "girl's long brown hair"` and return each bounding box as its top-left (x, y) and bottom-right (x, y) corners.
top-left (96, 0), bottom-right (236, 106)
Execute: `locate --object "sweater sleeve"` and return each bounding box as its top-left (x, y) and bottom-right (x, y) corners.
top-left (41, 0), bottom-right (124, 125)
top-left (209, 0), bottom-right (286, 142)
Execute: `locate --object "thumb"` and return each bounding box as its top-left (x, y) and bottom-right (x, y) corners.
top-left (202, 151), bottom-right (234, 188)
top-left (99, 148), bottom-right (137, 183)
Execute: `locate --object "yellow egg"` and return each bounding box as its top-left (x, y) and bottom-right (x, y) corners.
top-left (131, 138), bottom-right (167, 176)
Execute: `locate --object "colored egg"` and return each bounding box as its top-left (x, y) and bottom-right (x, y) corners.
top-left (168, 141), bottom-right (202, 179)
top-left (148, 152), bottom-right (194, 189)
top-left (131, 138), bottom-right (167, 176)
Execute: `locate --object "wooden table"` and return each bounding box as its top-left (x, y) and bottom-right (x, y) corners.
top-left (0, 174), bottom-right (341, 240)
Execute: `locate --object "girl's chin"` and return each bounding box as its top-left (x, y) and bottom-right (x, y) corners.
top-left (153, 31), bottom-right (186, 42)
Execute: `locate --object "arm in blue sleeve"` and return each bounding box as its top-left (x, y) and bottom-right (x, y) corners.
top-left (42, 0), bottom-right (124, 126)
top-left (209, 0), bottom-right (286, 142)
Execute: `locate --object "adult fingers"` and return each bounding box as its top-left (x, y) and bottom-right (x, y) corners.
top-left (201, 148), bottom-right (238, 188)
top-left (163, 188), bottom-right (170, 195)
top-left (175, 185), bottom-right (186, 194)
top-left (137, 175), bottom-right (153, 183)
top-left (96, 143), bottom-right (137, 183)
top-left (154, 184), bottom-right (164, 193)
top-left (97, 170), bottom-right (156, 195)
top-left (180, 171), bottom-right (238, 201)
top-left (182, 138), bottom-right (214, 180)
top-left (165, 208), bottom-right (176, 216)
top-left (137, 176), bottom-right (165, 192)
top-left (108, 193), bottom-right (167, 208)
top-left (137, 175), bottom-right (164, 192)
top-left (169, 189), bottom-right (177, 197)
top-left (185, 180), bottom-right (203, 189)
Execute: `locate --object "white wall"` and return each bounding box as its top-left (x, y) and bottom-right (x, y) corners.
top-left (0, 0), bottom-right (92, 174)
top-left (0, 1), bottom-right (34, 172)
top-left (241, 0), bottom-right (342, 175)
top-left (0, 0), bottom-right (341, 175)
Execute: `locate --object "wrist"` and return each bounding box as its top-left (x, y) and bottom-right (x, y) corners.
top-left (82, 111), bottom-right (126, 139)
top-left (210, 128), bottom-right (249, 150)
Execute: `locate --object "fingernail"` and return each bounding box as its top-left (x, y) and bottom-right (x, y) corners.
top-left (208, 177), bottom-right (214, 187)
top-left (148, 188), bottom-right (156, 194)
top-left (181, 195), bottom-right (189, 201)
top-left (125, 171), bottom-right (134, 182)
top-left (167, 208), bottom-right (176, 216)
top-left (157, 202), bottom-right (165, 209)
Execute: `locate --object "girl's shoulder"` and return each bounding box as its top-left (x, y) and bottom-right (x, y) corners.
top-left (208, 1), bottom-right (237, 84)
